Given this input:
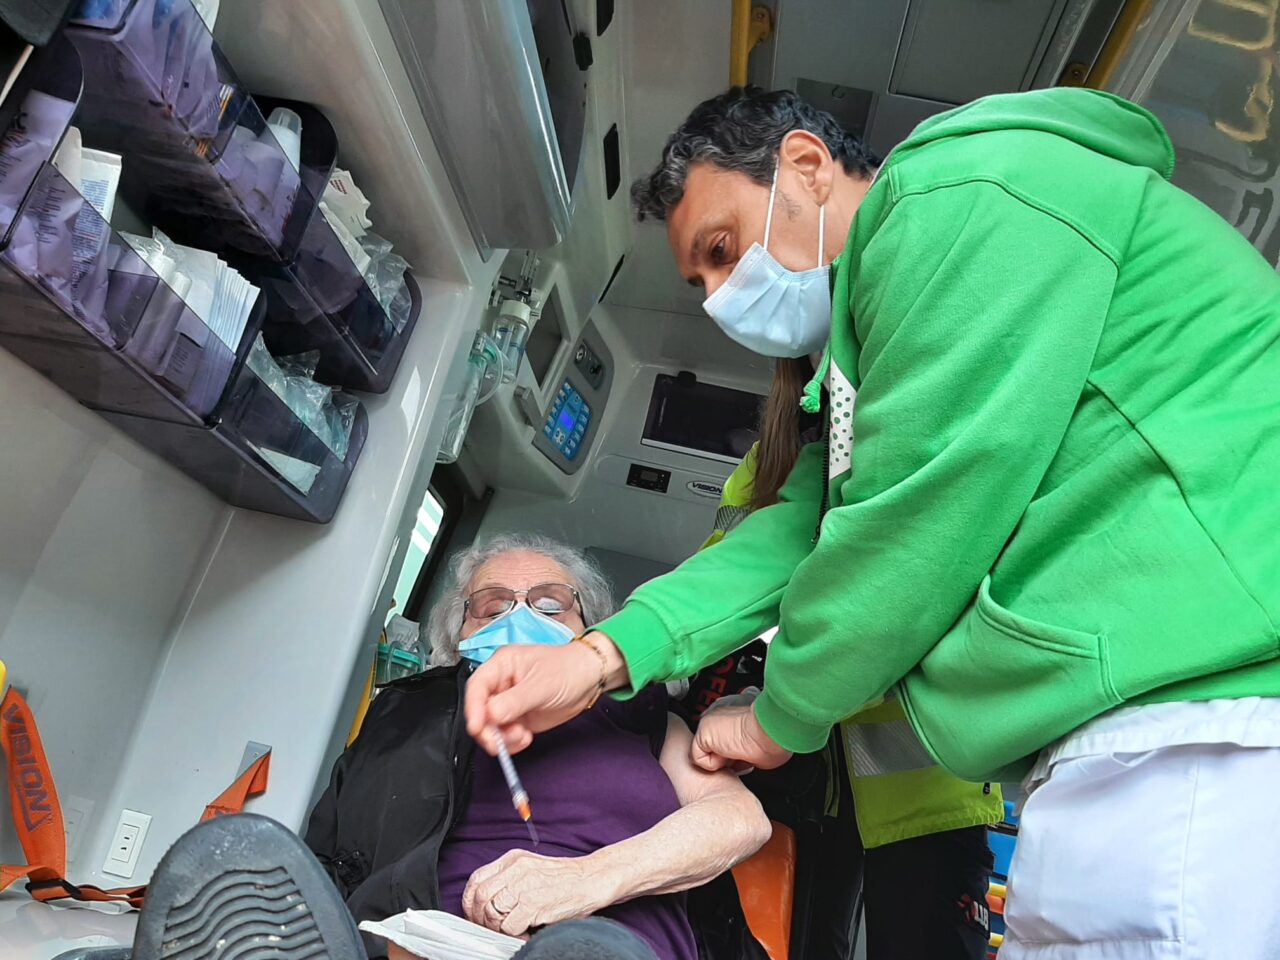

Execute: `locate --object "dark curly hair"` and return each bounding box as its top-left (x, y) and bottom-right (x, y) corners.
top-left (631, 86), bottom-right (879, 222)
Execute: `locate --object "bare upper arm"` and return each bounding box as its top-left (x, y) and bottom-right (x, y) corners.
top-left (659, 712), bottom-right (756, 807)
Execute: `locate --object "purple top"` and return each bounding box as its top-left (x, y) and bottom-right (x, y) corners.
top-left (438, 687), bottom-right (697, 960)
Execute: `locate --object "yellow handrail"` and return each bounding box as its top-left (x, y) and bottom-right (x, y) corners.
top-left (730, 1), bottom-right (774, 87)
top-left (1085, 0), bottom-right (1155, 88)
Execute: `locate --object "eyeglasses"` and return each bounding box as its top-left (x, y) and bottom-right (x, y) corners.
top-left (464, 582), bottom-right (582, 622)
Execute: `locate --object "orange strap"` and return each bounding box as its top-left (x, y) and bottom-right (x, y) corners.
top-left (1, 686), bottom-right (269, 909)
top-left (731, 821), bottom-right (796, 960)
top-left (200, 751), bottom-right (271, 822)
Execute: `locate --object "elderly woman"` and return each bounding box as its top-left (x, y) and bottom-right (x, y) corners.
top-left (303, 533), bottom-right (771, 960)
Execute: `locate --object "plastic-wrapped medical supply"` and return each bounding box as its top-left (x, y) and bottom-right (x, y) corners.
top-left (377, 614), bottom-right (429, 684)
top-left (320, 169), bottom-right (414, 333)
top-left (246, 333), bottom-right (359, 467)
top-left (275, 349), bottom-right (356, 460)
top-left (360, 232), bottom-right (412, 333)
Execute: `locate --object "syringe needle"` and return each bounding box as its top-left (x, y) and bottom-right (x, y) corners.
top-left (490, 727), bottom-right (539, 848)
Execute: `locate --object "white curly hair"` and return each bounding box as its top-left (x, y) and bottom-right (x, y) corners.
top-left (424, 533), bottom-right (616, 666)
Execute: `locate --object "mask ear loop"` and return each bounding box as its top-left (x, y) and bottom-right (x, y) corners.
top-left (817, 202), bottom-right (826, 268)
top-left (763, 161), bottom-right (780, 252)
top-left (767, 146), bottom-right (827, 266)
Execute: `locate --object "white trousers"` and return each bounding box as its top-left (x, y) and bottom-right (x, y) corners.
top-left (1001, 742), bottom-right (1280, 959)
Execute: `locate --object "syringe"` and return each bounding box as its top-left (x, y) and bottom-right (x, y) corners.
top-left (490, 727), bottom-right (539, 847)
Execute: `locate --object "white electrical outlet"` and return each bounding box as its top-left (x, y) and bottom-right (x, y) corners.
top-left (101, 808), bottom-right (151, 879)
top-left (62, 795), bottom-right (94, 864)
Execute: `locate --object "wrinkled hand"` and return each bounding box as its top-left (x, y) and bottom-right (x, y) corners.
top-left (692, 702), bottom-right (793, 773)
top-left (465, 634), bottom-right (627, 757)
top-left (462, 849), bottom-right (606, 937)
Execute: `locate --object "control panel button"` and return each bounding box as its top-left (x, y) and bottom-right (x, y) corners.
top-left (539, 379), bottom-right (598, 467)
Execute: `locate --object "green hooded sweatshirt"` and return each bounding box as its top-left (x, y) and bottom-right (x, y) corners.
top-left (700, 443), bottom-right (1003, 848)
top-left (599, 88), bottom-right (1280, 783)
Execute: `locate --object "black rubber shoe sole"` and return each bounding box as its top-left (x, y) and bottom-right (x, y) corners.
top-left (131, 813), bottom-right (365, 960)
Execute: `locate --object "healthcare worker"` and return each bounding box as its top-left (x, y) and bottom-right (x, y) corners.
top-left (468, 86), bottom-right (1280, 958)
top-left (698, 393), bottom-right (1001, 960)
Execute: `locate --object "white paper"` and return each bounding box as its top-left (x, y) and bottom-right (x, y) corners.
top-left (150, 229), bottom-right (256, 351)
top-left (52, 125), bottom-right (82, 186)
top-left (360, 910), bottom-right (523, 960)
top-left (323, 167), bottom-right (373, 237)
top-left (252, 444), bottom-right (320, 495)
top-left (55, 127), bottom-right (110, 295)
top-left (79, 147), bottom-right (123, 221)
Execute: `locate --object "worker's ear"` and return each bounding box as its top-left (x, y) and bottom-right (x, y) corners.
top-left (779, 131), bottom-right (835, 206)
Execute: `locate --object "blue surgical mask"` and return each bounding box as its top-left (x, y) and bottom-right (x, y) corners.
top-left (458, 604), bottom-right (576, 665)
top-left (702, 157), bottom-right (832, 358)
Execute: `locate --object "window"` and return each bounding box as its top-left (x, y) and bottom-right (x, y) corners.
top-left (402, 468), bottom-right (482, 625)
top-left (387, 488), bottom-right (446, 623)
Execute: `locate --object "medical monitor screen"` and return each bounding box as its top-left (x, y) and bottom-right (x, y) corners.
top-left (641, 374), bottom-right (763, 464)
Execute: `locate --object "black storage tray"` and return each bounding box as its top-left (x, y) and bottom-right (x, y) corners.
top-left (0, 36), bottom-right (365, 522)
top-left (64, 0), bottom-right (420, 393)
top-left (103, 355), bottom-right (370, 524)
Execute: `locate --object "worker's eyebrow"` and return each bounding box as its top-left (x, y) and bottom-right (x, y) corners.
top-left (684, 228), bottom-right (709, 287)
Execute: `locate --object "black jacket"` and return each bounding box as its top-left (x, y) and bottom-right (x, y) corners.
top-left (304, 665), bottom-right (474, 957)
top-left (304, 663), bottom-right (766, 960)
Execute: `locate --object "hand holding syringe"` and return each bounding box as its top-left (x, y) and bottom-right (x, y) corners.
top-left (489, 727), bottom-right (539, 847)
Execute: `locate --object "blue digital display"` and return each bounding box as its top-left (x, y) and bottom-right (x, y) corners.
top-left (557, 409), bottom-right (576, 430)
